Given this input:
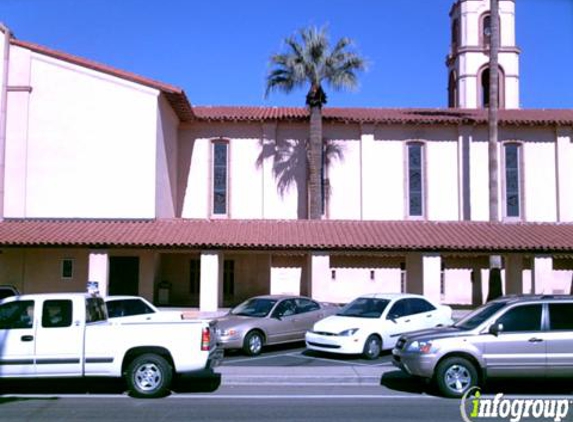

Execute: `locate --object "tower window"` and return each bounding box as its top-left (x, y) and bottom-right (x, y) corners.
top-left (479, 66), bottom-right (505, 109)
top-left (483, 14), bottom-right (491, 46)
top-left (451, 18), bottom-right (459, 52)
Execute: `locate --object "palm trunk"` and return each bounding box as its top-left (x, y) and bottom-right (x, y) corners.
top-left (487, 0), bottom-right (502, 301)
top-left (308, 105), bottom-right (323, 219)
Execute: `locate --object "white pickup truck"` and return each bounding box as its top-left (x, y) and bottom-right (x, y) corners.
top-left (0, 292), bottom-right (222, 398)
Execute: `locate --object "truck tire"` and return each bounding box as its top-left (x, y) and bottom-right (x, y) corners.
top-left (362, 334), bottom-right (382, 360)
top-left (435, 356), bottom-right (478, 398)
top-left (125, 353), bottom-right (173, 398)
top-left (243, 331), bottom-right (264, 356)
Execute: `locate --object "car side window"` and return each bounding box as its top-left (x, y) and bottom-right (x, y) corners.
top-left (273, 299), bottom-right (296, 318)
top-left (548, 303), bottom-right (573, 331)
top-left (409, 298), bottom-right (436, 315)
top-left (495, 304), bottom-right (542, 333)
top-left (0, 300), bottom-right (35, 329)
top-left (387, 299), bottom-right (409, 319)
top-left (295, 299), bottom-right (320, 314)
top-left (42, 300), bottom-right (73, 328)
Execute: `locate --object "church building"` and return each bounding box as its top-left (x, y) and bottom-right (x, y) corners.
top-left (0, 0), bottom-right (572, 311)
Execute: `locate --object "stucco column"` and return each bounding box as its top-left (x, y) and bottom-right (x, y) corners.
top-left (306, 252), bottom-right (330, 301)
top-left (88, 251), bottom-right (109, 296)
top-left (138, 251), bottom-right (157, 302)
top-left (556, 128), bottom-right (573, 221)
top-left (504, 254), bottom-right (524, 295)
top-left (200, 251), bottom-right (222, 312)
top-left (533, 256), bottom-right (553, 294)
top-left (405, 253), bottom-right (441, 302)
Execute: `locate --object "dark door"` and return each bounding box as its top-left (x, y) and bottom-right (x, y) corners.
top-left (108, 257), bottom-right (139, 296)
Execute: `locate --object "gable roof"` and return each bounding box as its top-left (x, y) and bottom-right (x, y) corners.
top-left (10, 37), bottom-right (573, 128)
top-left (0, 219), bottom-right (572, 254)
top-left (11, 39), bottom-right (196, 122)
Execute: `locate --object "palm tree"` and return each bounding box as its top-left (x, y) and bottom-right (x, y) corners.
top-left (487, 0), bottom-right (503, 301)
top-left (265, 26), bottom-right (366, 219)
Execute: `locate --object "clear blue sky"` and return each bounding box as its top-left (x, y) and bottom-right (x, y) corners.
top-left (1, 0), bottom-right (571, 109)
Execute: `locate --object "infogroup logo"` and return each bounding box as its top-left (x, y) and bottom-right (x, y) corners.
top-left (460, 387), bottom-right (571, 422)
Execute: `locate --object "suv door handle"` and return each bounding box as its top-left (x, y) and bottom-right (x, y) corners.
top-left (528, 338), bottom-right (543, 343)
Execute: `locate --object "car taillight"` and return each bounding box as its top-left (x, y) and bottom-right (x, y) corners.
top-left (201, 327), bottom-right (211, 351)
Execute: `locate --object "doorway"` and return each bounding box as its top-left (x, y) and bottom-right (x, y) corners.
top-left (108, 257), bottom-right (140, 296)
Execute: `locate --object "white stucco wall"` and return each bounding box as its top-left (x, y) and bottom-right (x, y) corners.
top-left (4, 46), bottom-right (160, 218)
top-left (155, 95), bottom-right (180, 218)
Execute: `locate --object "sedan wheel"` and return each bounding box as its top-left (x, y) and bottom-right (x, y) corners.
top-left (243, 331), bottom-right (264, 356)
top-left (435, 357), bottom-right (478, 398)
top-left (362, 335), bottom-right (382, 360)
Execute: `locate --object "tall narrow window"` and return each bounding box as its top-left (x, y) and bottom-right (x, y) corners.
top-left (212, 141), bottom-right (228, 215)
top-left (407, 143), bottom-right (424, 217)
top-left (504, 143), bottom-right (521, 218)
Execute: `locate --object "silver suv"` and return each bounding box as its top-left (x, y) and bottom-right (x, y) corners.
top-left (392, 295), bottom-right (573, 397)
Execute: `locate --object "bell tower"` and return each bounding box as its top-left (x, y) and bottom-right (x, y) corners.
top-left (446, 0), bottom-right (520, 109)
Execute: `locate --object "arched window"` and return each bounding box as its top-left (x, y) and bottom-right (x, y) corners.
top-left (406, 142), bottom-right (425, 218)
top-left (503, 143), bottom-right (522, 219)
top-left (480, 12), bottom-right (500, 47)
top-left (479, 66), bottom-right (505, 108)
top-left (212, 139), bottom-right (229, 216)
top-left (482, 14), bottom-right (491, 46)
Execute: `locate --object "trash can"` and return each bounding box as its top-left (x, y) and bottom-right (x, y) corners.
top-left (157, 281), bottom-right (171, 305)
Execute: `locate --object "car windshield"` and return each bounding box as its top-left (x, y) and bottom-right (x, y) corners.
top-left (231, 298), bottom-right (278, 318)
top-left (337, 298), bottom-right (390, 318)
top-left (453, 301), bottom-right (508, 330)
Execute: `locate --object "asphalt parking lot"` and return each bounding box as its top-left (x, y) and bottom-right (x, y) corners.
top-left (222, 341), bottom-right (394, 368)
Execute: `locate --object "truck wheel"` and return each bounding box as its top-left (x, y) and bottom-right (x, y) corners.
top-left (435, 357), bottom-right (478, 398)
top-left (243, 331), bottom-right (264, 356)
top-left (125, 353), bottom-right (173, 398)
top-left (362, 335), bottom-right (382, 360)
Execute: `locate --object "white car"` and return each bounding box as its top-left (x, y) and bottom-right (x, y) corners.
top-left (305, 293), bottom-right (453, 359)
top-left (104, 295), bottom-right (189, 323)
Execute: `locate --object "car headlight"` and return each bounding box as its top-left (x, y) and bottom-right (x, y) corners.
top-left (406, 340), bottom-right (434, 354)
top-left (338, 328), bottom-right (359, 336)
top-left (219, 329), bottom-right (238, 337)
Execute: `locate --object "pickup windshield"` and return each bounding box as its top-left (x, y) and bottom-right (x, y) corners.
top-left (337, 298), bottom-right (390, 318)
top-left (231, 298), bottom-right (278, 318)
top-left (453, 301), bottom-right (508, 330)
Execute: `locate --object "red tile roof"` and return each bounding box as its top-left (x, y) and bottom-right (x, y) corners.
top-left (11, 39), bottom-right (196, 122)
top-left (0, 219), bottom-right (572, 253)
top-left (192, 106), bottom-right (573, 126)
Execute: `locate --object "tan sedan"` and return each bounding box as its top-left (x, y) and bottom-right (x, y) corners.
top-left (215, 295), bottom-right (339, 356)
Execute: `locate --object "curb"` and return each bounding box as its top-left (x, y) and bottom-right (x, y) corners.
top-left (217, 365), bottom-right (396, 386)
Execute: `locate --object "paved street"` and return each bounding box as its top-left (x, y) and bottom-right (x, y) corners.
top-left (1, 340), bottom-right (572, 422)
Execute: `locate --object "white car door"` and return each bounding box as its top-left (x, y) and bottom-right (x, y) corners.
top-left (385, 299), bottom-right (416, 346)
top-left (34, 299), bottom-right (84, 376)
top-left (0, 300), bottom-right (36, 376)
